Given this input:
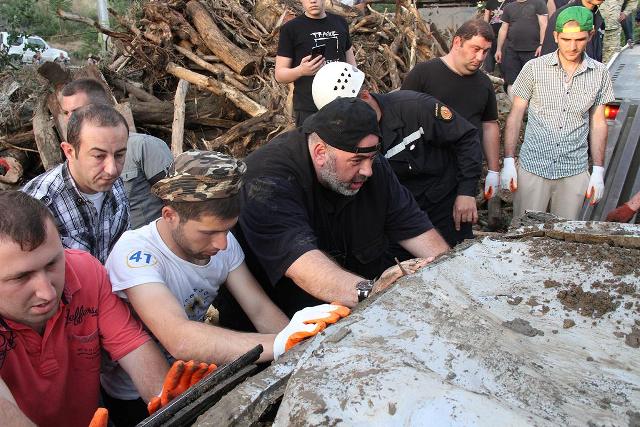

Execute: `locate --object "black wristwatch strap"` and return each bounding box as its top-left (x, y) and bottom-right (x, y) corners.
top-left (356, 279), bottom-right (375, 302)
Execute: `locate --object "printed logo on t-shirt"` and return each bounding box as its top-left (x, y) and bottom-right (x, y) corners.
top-left (126, 250), bottom-right (158, 268)
top-left (184, 288), bottom-right (211, 320)
top-left (66, 305), bottom-right (98, 326)
top-left (311, 31), bottom-right (340, 61)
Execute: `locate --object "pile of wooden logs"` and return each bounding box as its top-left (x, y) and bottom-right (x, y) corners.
top-left (0, 0), bottom-right (451, 188)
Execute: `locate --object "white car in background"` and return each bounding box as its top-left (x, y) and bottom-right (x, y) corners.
top-left (0, 32), bottom-right (69, 64)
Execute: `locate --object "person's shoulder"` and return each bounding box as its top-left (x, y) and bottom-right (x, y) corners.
top-left (281, 14), bottom-right (307, 29)
top-left (112, 225), bottom-right (151, 249)
top-left (326, 11), bottom-right (349, 24)
top-left (65, 248), bottom-right (102, 267)
top-left (21, 163), bottom-right (66, 198)
top-left (415, 58), bottom-right (441, 71)
top-left (128, 132), bottom-right (168, 147)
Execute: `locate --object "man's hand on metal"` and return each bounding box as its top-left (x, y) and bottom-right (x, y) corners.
top-left (453, 195), bottom-right (478, 231)
top-left (585, 166), bottom-right (605, 205)
top-left (484, 170), bottom-right (500, 199)
top-left (148, 360), bottom-right (217, 414)
top-left (297, 54), bottom-right (325, 77)
top-left (370, 258), bottom-right (431, 295)
top-left (273, 304), bottom-right (351, 360)
top-left (500, 157), bottom-right (518, 192)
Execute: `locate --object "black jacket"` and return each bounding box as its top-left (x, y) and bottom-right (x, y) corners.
top-left (372, 91), bottom-right (482, 206)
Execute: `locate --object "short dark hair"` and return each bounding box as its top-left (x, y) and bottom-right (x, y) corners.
top-left (166, 195), bottom-right (242, 223)
top-left (453, 19), bottom-right (495, 46)
top-left (66, 103), bottom-right (129, 152)
top-left (0, 191), bottom-right (56, 251)
top-left (61, 78), bottom-right (112, 106)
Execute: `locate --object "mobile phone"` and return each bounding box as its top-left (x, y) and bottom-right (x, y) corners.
top-left (311, 44), bottom-right (326, 59)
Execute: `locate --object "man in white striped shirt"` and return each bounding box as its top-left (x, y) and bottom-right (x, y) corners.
top-left (500, 6), bottom-right (614, 221)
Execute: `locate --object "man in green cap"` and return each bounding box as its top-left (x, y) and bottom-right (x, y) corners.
top-left (501, 6), bottom-right (614, 222)
top-left (541, 0), bottom-right (605, 61)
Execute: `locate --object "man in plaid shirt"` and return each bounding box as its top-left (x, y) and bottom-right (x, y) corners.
top-left (500, 6), bottom-right (614, 221)
top-left (22, 103), bottom-right (129, 263)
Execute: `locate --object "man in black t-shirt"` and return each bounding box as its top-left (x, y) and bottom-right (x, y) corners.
top-left (275, 0), bottom-right (356, 126)
top-left (235, 98), bottom-right (449, 316)
top-left (495, 0), bottom-right (548, 96)
top-left (402, 19), bottom-right (501, 204)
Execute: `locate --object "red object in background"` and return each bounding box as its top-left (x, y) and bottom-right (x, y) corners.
top-left (604, 104), bottom-right (620, 120)
top-left (0, 158), bottom-right (10, 176)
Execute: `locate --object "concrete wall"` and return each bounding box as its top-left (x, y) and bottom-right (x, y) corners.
top-left (419, 4), bottom-right (479, 33)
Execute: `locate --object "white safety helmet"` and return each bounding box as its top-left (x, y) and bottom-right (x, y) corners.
top-left (312, 62), bottom-right (365, 110)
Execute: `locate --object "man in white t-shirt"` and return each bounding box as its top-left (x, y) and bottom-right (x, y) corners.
top-left (103, 150), bottom-right (349, 425)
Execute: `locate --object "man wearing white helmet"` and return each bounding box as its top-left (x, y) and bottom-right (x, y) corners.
top-left (312, 62), bottom-right (482, 247)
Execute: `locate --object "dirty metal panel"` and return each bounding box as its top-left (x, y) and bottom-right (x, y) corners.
top-left (609, 46), bottom-right (640, 102)
top-left (580, 104), bottom-right (640, 221)
top-left (273, 231), bottom-right (640, 426)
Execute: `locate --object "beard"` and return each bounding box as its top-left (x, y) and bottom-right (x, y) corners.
top-left (171, 225), bottom-right (210, 262)
top-left (317, 151), bottom-right (367, 196)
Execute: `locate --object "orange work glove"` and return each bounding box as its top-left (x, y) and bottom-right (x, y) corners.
top-left (88, 408), bottom-right (108, 427)
top-left (147, 360), bottom-right (217, 414)
top-left (605, 203), bottom-right (637, 223)
top-left (273, 303), bottom-right (350, 360)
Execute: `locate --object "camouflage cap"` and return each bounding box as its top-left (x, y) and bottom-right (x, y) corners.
top-left (151, 150), bottom-right (246, 201)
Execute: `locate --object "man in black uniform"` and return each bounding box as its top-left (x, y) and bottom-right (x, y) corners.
top-left (401, 19), bottom-right (501, 203)
top-left (275, 0), bottom-right (356, 126)
top-left (235, 98), bottom-right (450, 317)
top-left (541, 0), bottom-right (605, 61)
top-left (312, 62), bottom-right (482, 247)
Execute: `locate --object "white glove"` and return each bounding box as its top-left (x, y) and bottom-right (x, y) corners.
top-left (500, 158), bottom-right (518, 192)
top-left (273, 304), bottom-right (350, 360)
top-left (484, 170), bottom-right (500, 199)
top-left (585, 166), bottom-right (605, 205)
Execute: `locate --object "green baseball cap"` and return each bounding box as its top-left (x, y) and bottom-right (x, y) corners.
top-left (555, 6), bottom-right (594, 33)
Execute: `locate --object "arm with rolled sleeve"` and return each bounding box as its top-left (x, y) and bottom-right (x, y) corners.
top-left (588, 69), bottom-right (615, 168)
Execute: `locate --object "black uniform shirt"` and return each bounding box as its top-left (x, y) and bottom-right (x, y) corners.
top-left (235, 129), bottom-right (432, 316)
top-left (373, 91), bottom-right (482, 205)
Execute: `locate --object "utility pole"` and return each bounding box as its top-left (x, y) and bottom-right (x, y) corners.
top-left (96, 0), bottom-right (111, 53)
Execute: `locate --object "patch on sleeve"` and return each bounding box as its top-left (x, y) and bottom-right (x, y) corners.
top-left (126, 250), bottom-right (158, 268)
top-left (435, 103), bottom-right (454, 121)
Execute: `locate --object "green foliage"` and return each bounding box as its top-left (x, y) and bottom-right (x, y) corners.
top-left (0, 0), bottom-right (139, 64)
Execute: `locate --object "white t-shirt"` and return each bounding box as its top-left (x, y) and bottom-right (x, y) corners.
top-left (101, 219), bottom-right (244, 399)
top-left (80, 190), bottom-right (106, 214)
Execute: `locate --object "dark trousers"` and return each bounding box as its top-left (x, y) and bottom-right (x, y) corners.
top-left (483, 23), bottom-right (502, 73)
top-left (419, 189), bottom-right (474, 248)
top-left (502, 46), bottom-right (537, 85)
top-left (101, 387), bottom-right (149, 427)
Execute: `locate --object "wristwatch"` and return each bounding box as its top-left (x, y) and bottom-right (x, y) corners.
top-left (356, 279), bottom-right (375, 302)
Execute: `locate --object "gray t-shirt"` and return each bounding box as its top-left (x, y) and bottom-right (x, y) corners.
top-left (120, 133), bottom-right (172, 229)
